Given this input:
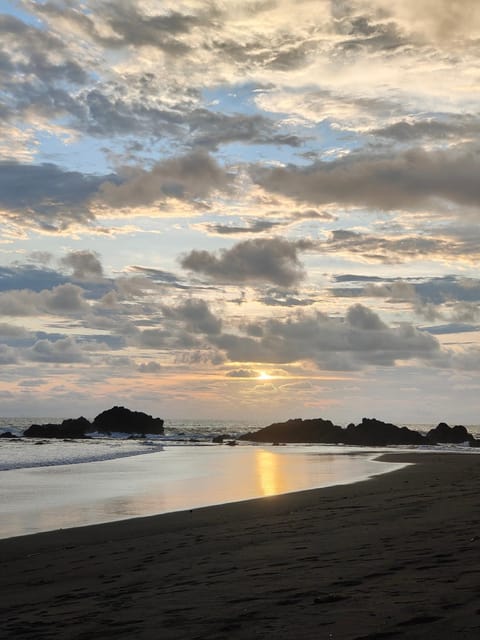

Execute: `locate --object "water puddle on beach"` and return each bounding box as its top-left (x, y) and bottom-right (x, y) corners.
top-left (0, 445), bottom-right (405, 538)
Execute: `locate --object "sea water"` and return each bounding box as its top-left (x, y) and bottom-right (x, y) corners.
top-left (1, 418), bottom-right (479, 539)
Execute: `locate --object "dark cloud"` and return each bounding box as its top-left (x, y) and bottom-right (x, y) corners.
top-left (0, 344), bottom-right (17, 364)
top-left (203, 219), bottom-right (282, 236)
top-left (226, 369), bottom-right (258, 378)
top-left (26, 337), bottom-right (87, 363)
top-left (362, 281), bottom-right (417, 302)
top-left (138, 361), bottom-right (162, 373)
top-left (334, 274), bottom-right (386, 283)
top-left (135, 329), bottom-right (171, 349)
top-left (0, 323), bottom-right (28, 338)
top-left (188, 109), bottom-right (303, 150)
top-left (129, 266), bottom-right (189, 289)
top-left (321, 229), bottom-right (472, 264)
top-left (211, 303), bottom-right (440, 370)
top-left (181, 237), bottom-right (312, 287)
top-left (60, 251), bottom-right (104, 280)
top-left (0, 162), bottom-right (113, 231)
top-left (259, 288), bottom-right (315, 307)
top-left (0, 284), bottom-right (88, 316)
top-left (0, 14), bottom-right (87, 85)
top-left (422, 323), bottom-right (480, 335)
top-left (414, 277), bottom-right (480, 304)
top-left (332, 275), bottom-right (480, 304)
top-left (35, 1), bottom-right (200, 53)
top-left (254, 148), bottom-right (480, 214)
top-left (0, 265), bottom-right (68, 293)
top-left (99, 151), bottom-right (233, 207)
top-left (162, 299), bottom-right (222, 335)
top-left (370, 118), bottom-right (480, 142)
top-left (335, 12), bottom-right (406, 53)
top-left (202, 208), bottom-right (334, 237)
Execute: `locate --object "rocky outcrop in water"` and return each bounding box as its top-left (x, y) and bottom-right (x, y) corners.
top-left (238, 418), bottom-right (343, 444)
top-left (345, 418), bottom-right (425, 446)
top-left (92, 406), bottom-right (164, 435)
top-left (22, 406), bottom-right (164, 438)
top-left (426, 422), bottom-right (475, 445)
top-left (24, 417), bottom-right (91, 439)
top-left (239, 417), bottom-right (479, 447)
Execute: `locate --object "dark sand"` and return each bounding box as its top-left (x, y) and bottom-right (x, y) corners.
top-left (1, 453), bottom-right (479, 639)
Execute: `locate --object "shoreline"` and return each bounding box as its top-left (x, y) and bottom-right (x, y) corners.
top-left (0, 445), bottom-right (407, 540)
top-left (1, 452), bottom-right (480, 638)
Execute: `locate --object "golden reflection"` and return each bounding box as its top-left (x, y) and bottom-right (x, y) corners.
top-left (256, 449), bottom-right (285, 496)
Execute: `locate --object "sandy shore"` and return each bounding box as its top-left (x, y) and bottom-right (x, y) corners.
top-left (1, 452), bottom-right (479, 639)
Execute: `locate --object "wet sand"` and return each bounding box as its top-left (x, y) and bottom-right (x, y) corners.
top-left (1, 452), bottom-right (479, 639)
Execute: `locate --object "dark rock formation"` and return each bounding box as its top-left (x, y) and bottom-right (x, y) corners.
top-left (345, 418), bottom-right (425, 446)
top-left (92, 406), bottom-right (164, 435)
top-left (24, 417), bottom-right (91, 439)
top-left (426, 422), bottom-right (475, 445)
top-left (239, 418), bottom-right (343, 444)
top-left (22, 406), bottom-right (164, 438)
top-left (0, 431), bottom-right (18, 439)
top-left (240, 416), bottom-right (479, 447)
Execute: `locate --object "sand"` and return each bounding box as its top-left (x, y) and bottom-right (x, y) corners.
top-left (1, 452), bottom-right (479, 639)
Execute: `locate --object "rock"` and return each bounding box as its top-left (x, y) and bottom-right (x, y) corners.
top-left (92, 406), bottom-right (164, 435)
top-left (24, 417), bottom-right (91, 438)
top-left (345, 418), bottom-right (425, 446)
top-left (0, 431), bottom-right (17, 439)
top-left (212, 435), bottom-right (225, 443)
top-left (239, 417), bottom-right (343, 443)
top-left (240, 416), bottom-right (427, 446)
top-left (426, 422), bottom-right (475, 445)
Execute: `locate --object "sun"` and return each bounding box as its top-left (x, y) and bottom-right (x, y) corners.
top-left (257, 370), bottom-right (273, 381)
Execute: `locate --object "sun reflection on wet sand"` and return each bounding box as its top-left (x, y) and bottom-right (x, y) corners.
top-left (0, 446), bottom-right (406, 538)
top-left (256, 449), bottom-right (285, 496)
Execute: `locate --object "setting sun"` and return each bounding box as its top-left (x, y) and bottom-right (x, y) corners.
top-left (257, 371), bottom-right (273, 381)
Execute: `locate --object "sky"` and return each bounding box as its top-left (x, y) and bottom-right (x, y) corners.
top-left (1, 0), bottom-right (480, 424)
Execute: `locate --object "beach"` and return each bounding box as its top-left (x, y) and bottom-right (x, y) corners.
top-left (1, 452), bottom-right (479, 639)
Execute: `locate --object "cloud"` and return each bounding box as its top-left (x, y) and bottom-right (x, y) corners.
top-left (317, 229), bottom-right (480, 264)
top-left (162, 298), bottom-right (222, 335)
top-left (254, 148), bottom-right (480, 215)
top-left (0, 162), bottom-right (110, 231)
top-left (26, 337), bottom-right (87, 363)
top-left (202, 219), bottom-right (283, 236)
top-left (226, 368), bottom-right (259, 378)
top-left (259, 288), bottom-right (316, 307)
top-left (60, 250), bottom-right (104, 280)
top-left (0, 284), bottom-right (88, 316)
top-left (362, 281), bottom-right (418, 302)
top-left (187, 109), bottom-right (303, 150)
top-left (138, 361), bottom-right (162, 373)
top-left (0, 344), bottom-right (18, 364)
top-left (370, 117), bottom-right (480, 143)
top-left (211, 303), bottom-right (440, 369)
top-left (129, 266), bottom-right (189, 289)
top-left (364, 0), bottom-right (480, 43)
top-left (0, 13), bottom-right (87, 85)
top-left (422, 323), bottom-right (480, 336)
top-left (0, 322), bottom-right (29, 338)
top-left (98, 151), bottom-right (233, 208)
top-left (181, 237), bottom-right (311, 286)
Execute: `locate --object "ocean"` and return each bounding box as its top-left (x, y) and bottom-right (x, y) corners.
top-left (1, 417), bottom-right (479, 539)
